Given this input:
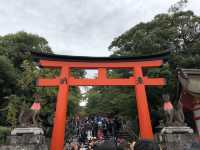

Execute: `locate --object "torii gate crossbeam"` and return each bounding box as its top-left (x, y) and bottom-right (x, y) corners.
top-left (33, 52), bottom-right (167, 150)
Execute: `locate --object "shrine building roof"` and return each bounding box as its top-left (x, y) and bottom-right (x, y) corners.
top-left (178, 68), bottom-right (200, 97)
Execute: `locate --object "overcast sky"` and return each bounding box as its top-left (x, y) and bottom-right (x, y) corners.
top-left (0, 0), bottom-right (199, 56)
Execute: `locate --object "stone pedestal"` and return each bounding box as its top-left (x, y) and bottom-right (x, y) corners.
top-left (0, 144), bottom-right (48, 150)
top-left (0, 128), bottom-right (48, 150)
top-left (11, 127), bottom-right (44, 135)
top-left (7, 134), bottom-right (46, 145)
top-left (155, 126), bottom-right (200, 150)
top-left (160, 126), bottom-right (194, 134)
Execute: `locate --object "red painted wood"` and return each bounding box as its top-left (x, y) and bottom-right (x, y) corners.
top-left (98, 68), bottom-right (107, 79)
top-left (37, 78), bottom-right (60, 87)
top-left (68, 77), bottom-right (136, 86)
top-left (39, 60), bottom-right (64, 68)
top-left (143, 77), bottom-right (165, 86)
top-left (50, 66), bottom-right (69, 150)
top-left (134, 66), bottom-right (154, 140)
top-left (37, 77), bottom-right (165, 86)
top-left (39, 59), bottom-right (163, 68)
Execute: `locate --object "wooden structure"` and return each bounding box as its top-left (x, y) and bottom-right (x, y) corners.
top-left (33, 51), bottom-right (168, 150)
top-left (178, 69), bottom-right (200, 138)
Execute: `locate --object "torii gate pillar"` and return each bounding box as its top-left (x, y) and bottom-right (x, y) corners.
top-left (134, 66), bottom-right (154, 138)
top-left (33, 52), bottom-right (167, 150)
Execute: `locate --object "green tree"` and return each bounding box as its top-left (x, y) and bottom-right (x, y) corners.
top-left (6, 95), bottom-right (21, 127)
top-left (0, 31), bottom-right (52, 68)
top-left (109, 10), bottom-right (200, 68)
top-left (0, 56), bottom-right (17, 98)
top-left (86, 86), bottom-right (136, 118)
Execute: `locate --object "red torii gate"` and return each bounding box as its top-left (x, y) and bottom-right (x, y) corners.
top-left (33, 52), bottom-right (167, 150)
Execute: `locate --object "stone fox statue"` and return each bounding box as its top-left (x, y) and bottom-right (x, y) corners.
top-left (163, 94), bottom-right (174, 126)
top-left (162, 93), bottom-right (185, 126)
top-left (18, 101), bottom-right (41, 127)
top-left (173, 100), bottom-right (185, 126)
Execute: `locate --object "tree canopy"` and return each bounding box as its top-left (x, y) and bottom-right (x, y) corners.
top-left (109, 10), bottom-right (200, 68)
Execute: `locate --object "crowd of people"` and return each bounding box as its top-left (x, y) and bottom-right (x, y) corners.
top-left (64, 116), bottom-right (161, 150)
top-left (76, 116), bottom-right (122, 142)
top-left (65, 137), bottom-right (161, 150)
